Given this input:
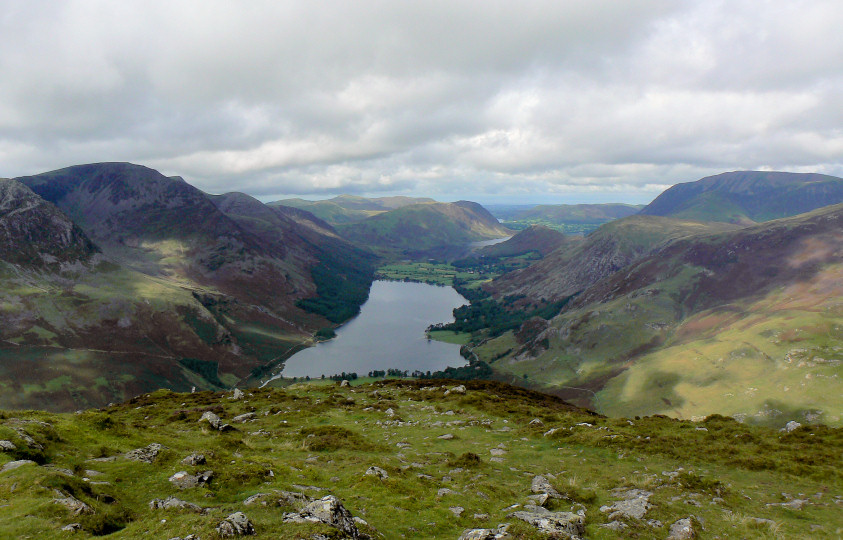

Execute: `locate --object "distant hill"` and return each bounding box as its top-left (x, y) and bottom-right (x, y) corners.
top-left (477, 225), bottom-right (571, 259)
top-left (488, 215), bottom-right (738, 303)
top-left (490, 203), bottom-right (643, 234)
top-left (478, 204), bottom-right (843, 426)
top-left (337, 201), bottom-right (512, 258)
top-left (270, 195), bottom-right (435, 225)
top-left (2, 163), bottom-right (375, 410)
top-left (640, 170), bottom-right (843, 223)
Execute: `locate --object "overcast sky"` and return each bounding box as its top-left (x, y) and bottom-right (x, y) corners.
top-left (1, 1), bottom-right (841, 204)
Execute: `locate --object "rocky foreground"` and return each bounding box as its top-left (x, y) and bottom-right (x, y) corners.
top-left (0, 379), bottom-right (841, 538)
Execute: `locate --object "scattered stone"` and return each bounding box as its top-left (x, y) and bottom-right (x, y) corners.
top-left (646, 519), bottom-right (663, 528)
top-left (278, 490), bottom-right (313, 507)
top-left (53, 491), bottom-right (93, 515)
top-left (784, 421), bottom-right (802, 432)
top-left (199, 411), bottom-right (223, 430)
top-left (182, 453), bottom-right (206, 466)
top-left (340, 380), bottom-right (350, 387)
top-left (749, 517), bottom-right (776, 527)
top-left (458, 526), bottom-right (511, 540)
top-left (438, 488), bottom-right (458, 497)
top-left (444, 385), bottom-right (466, 396)
top-left (490, 448), bottom-right (506, 456)
top-left (0, 440), bottom-right (16, 452)
top-left (438, 434), bottom-right (455, 440)
top-left (365, 466), bottom-right (389, 480)
top-left (768, 498), bottom-right (808, 510)
top-left (450, 506), bottom-right (465, 517)
top-left (667, 517), bottom-right (697, 539)
top-left (169, 470), bottom-right (213, 489)
top-left (217, 511), bottom-right (255, 536)
top-left (385, 408), bottom-right (396, 417)
top-left (473, 513), bottom-right (489, 520)
top-left (0, 460), bottom-right (36, 473)
top-left (61, 523), bottom-right (82, 532)
top-left (527, 493), bottom-right (550, 507)
top-left (600, 521), bottom-right (627, 531)
top-left (231, 388), bottom-right (245, 401)
top-left (284, 495), bottom-right (362, 539)
top-left (509, 508), bottom-right (585, 539)
top-left (149, 496), bottom-right (204, 513)
top-left (232, 412), bottom-right (256, 423)
top-left (599, 489), bottom-right (652, 520)
top-left (529, 418), bottom-right (543, 426)
top-left (125, 443), bottom-right (163, 463)
top-left (531, 475), bottom-right (561, 499)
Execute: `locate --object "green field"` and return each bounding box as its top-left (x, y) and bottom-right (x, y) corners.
top-left (376, 262), bottom-right (494, 288)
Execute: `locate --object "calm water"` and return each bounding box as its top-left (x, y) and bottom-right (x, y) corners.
top-left (280, 280), bottom-right (468, 378)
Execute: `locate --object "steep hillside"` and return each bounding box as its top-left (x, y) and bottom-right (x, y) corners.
top-left (479, 205), bottom-right (843, 427)
top-left (270, 195), bottom-right (435, 225)
top-left (477, 225), bottom-right (573, 259)
top-left (492, 203), bottom-right (643, 234)
top-left (1, 164), bottom-right (375, 411)
top-left (640, 170), bottom-right (843, 223)
top-left (488, 216), bottom-right (737, 303)
top-left (337, 201), bottom-right (512, 258)
top-left (0, 380), bottom-right (839, 539)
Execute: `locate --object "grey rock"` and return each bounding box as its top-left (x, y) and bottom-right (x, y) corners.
top-left (750, 517), bottom-right (776, 527)
top-left (768, 498), bottom-right (808, 510)
top-left (438, 433), bottom-right (455, 440)
top-left (510, 509), bottom-right (585, 539)
top-left (600, 520), bottom-right (627, 531)
top-left (340, 380), bottom-right (350, 387)
top-left (231, 388), bottom-right (245, 400)
top-left (458, 526), bottom-right (511, 540)
top-left (217, 511), bottom-right (255, 536)
top-left (0, 459), bottom-right (36, 473)
top-left (61, 523), bottom-right (82, 532)
top-left (365, 466), bottom-right (389, 479)
top-left (784, 421), bottom-right (802, 432)
top-left (490, 448), bottom-right (506, 456)
top-left (0, 440), bottom-right (16, 452)
top-left (667, 517), bottom-right (697, 539)
top-left (182, 453), bottom-right (206, 466)
top-left (278, 490), bottom-right (312, 507)
top-left (529, 418), bottom-right (543, 426)
top-left (527, 493), bottom-right (550, 507)
top-left (531, 475), bottom-right (561, 499)
top-left (125, 443), bottom-right (163, 463)
top-left (284, 495), bottom-right (361, 539)
top-left (149, 496), bottom-right (203, 513)
top-left (53, 492), bottom-right (93, 515)
top-left (232, 412), bottom-right (256, 423)
top-left (450, 506), bottom-right (465, 516)
top-left (169, 470), bottom-right (213, 489)
top-left (599, 489), bottom-right (652, 520)
top-left (444, 385), bottom-right (466, 396)
top-left (199, 411), bottom-right (223, 430)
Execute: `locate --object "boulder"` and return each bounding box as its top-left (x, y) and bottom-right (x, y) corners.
top-left (231, 388), bottom-right (245, 400)
top-left (53, 491), bottom-right (93, 515)
top-left (667, 517), bottom-right (697, 539)
top-left (0, 459), bottom-right (36, 473)
top-left (599, 489), bottom-right (652, 520)
top-left (444, 385), bottom-right (466, 396)
top-left (216, 511), bottom-right (255, 536)
top-left (340, 380), bottom-right (350, 387)
top-left (784, 421), bottom-right (802, 432)
top-left (125, 443), bottom-right (163, 463)
top-left (169, 470), bottom-right (213, 489)
top-left (365, 466), bottom-right (389, 480)
top-left (450, 506), bottom-right (465, 516)
top-left (149, 496), bottom-right (204, 513)
top-left (232, 413), bottom-right (256, 423)
top-left (284, 495), bottom-right (361, 539)
top-left (199, 411), bottom-right (223, 430)
top-left (531, 475), bottom-right (562, 499)
top-left (181, 453), bottom-right (206, 466)
top-left (61, 523), bottom-right (82, 532)
top-left (458, 526), bottom-right (511, 540)
top-left (0, 440), bottom-right (16, 452)
top-left (509, 508), bottom-right (585, 539)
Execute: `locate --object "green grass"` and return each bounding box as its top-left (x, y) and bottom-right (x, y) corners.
top-left (0, 380), bottom-right (839, 538)
top-left (427, 330), bottom-right (472, 345)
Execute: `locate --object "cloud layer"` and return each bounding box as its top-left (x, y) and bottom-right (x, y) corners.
top-left (1, 1), bottom-right (841, 203)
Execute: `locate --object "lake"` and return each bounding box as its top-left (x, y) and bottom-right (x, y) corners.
top-left (279, 280), bottom-right (469, 379)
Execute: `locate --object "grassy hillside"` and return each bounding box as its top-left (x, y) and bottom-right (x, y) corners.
top-left (492, 203), bottom-right (643, 234)
top-left (0, 380), bottom-right (839, 539)
top-left (477, 225), bottom-right (572, 259)
top-left (270, 195), bottom-right (436, 225)
top-left (641, 170), bottom-right (843, 223)
top-left (338, 201), bottom-right (512, 259)
top-left (479, 205), bottom-right (843, 427)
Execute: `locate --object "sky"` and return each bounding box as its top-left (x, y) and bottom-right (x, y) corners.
top-left (1, 1), bottom-right (842, 205)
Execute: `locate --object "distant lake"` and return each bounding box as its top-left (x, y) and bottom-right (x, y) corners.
top-left (279, 280), bottom-right (468, 379)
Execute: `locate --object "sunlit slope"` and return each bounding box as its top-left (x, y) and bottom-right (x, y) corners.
top-left (480, 204), bottom-right (843, 427)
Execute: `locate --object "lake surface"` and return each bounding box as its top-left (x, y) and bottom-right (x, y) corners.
top-left (280, 280), bottom-right (469, 378)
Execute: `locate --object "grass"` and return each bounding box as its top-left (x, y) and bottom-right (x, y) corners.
top-left (427, 330), bottom-right (472, 345)
top-left (0, 379), bottom-right (839, 538)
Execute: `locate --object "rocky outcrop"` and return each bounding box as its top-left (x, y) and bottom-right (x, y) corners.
top-left (599, 488), bottom-right (652, 520)
top-left (0, 460), bottom-right (36, 473)
top-left (169, 470), bottom-right (213, 489)
top-left (217, 511), bottom-right (256, 536)
top-left (365, 466), bottom-right (388, 479)
top-left (283, 495), bottom-right (363, 539)
top-left (149, 496), bottom-right (204, 513)
top-left (509, 507), bottom-right (585, 539)
top-left (458, 526), bottom-right (512, 540)
top-left (125, 443), bottom-right (163, 463)
top-left (668, 517), bottom-right (698, 539)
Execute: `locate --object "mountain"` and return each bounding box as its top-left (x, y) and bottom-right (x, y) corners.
top-left (337, 201), bottom-right (512, 258)
top-left (488, 216), bottom-right (738, 303)
top-left (640, 170), bottom-right (843, 223)
top-left (477, 204), bottom-right (843, 427)
top-left (0, 380), bottom-right (839, 538)
top-left (1, 163), bottom-right (375, 410)
top-left (270, 195), bottom-right (436, 225)
top-left (477, 224), bottom-right (572, 259)
top-left (0, 178), bottom-right (98, 267)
